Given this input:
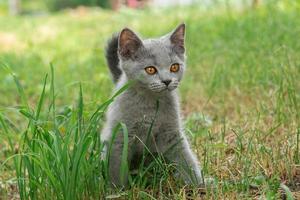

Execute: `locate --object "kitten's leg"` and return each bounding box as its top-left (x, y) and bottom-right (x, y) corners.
top-left (158, 132), bottom-right (204, 186)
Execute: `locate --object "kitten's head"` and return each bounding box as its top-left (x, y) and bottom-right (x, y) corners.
top-left (118, 24), bottom-right (186, 93)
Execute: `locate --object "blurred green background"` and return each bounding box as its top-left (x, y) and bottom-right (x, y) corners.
top-left (0, 0), bottom-right (300, 199)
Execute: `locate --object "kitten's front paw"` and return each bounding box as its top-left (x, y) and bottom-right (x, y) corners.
top-left (204, 177), bottom-right (216, 188)
top-left (189, 175), bottom-right (216, 189)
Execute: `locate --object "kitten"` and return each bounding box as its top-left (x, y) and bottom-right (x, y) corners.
top-left (101, 24), bottom-right (203, 187)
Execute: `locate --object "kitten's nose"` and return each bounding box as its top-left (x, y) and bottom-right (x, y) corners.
top-left (162, 80), bottom-right (171, 86)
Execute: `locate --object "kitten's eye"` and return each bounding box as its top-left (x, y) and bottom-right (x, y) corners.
top-left (145, 66), bottom-right (157, 75)
top-left (170, 63), bottom-right (180, 72)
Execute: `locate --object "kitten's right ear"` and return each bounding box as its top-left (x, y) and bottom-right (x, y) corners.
top-left (118, 28), bottom-right (143, 59)
top-left (170, 23), bottom-right (185, 54)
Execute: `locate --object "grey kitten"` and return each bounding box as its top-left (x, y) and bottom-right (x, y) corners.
top-left (101, 24), bottom-right (203, 187)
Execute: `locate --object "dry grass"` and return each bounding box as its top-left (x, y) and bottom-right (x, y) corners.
top-left (0, 1), bottom-right (299, 199)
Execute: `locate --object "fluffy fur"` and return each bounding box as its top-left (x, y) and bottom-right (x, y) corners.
top-left (102, 24), bottom-right (203, 187)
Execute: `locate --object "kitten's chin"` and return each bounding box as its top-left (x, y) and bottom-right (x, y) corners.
top-left (167, 86), bottom-right (178, 91)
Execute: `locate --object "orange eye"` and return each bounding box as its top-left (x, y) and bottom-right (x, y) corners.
top-left (170, 63), bottom-right (180, 72)
top-left (145, 66), bottom-right (157, 75)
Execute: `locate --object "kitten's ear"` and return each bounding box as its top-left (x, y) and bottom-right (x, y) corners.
top-left (170, 23), bottom-right (185, 54)
top-left (118, 28), bottom-right (143, 59)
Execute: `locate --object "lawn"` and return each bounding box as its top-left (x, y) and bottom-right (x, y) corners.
top-left (0, 1), bottom-right (299, 199)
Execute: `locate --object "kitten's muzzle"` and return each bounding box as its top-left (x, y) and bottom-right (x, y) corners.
top-left (162, 80), bottom-right (172, 86)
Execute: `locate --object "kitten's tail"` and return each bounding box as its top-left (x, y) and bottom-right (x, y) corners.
top-left (105, 33), bottom-right (122, 83)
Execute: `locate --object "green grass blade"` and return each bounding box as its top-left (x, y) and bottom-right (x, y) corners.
top-left (35, 74), bottom-right (48, 120)
top-left (49, 63), bottom-right (56, 127)
top-left (120, 122), bottom-right (129, 185)
top-left (280, 183), bottom-right (294, 200)
top-left (0, 62), bottom-right (29, 110)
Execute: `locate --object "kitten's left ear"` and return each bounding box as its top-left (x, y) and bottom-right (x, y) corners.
top-left (170, 23), bottom-right (185, 54)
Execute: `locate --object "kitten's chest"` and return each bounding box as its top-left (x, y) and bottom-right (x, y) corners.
top-left (115, 89), bottom-right (181, 138)
top-left (127, 102), bottom-right (179, 138)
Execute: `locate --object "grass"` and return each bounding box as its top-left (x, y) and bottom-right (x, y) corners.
top-left (0, 1), bottom-right (300, 199)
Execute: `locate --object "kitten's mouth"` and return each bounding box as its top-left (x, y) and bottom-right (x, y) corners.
top-left (151, 87), bottom-right (177, 93)
top-left (167, 87), bottom-right (177, 92)
top-left (148, 82), bottom-right (178, 93)
top-left (159, 88), bottom-right (168, 93)
top-left (149, 87), bottom-right (166, 93)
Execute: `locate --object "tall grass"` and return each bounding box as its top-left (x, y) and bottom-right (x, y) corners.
top-left (0, 1), bottom-right (299, 199)
top-left (1, 65), bottom-right (106, 199)
top-left (0, 63), bottom-right (134, 199)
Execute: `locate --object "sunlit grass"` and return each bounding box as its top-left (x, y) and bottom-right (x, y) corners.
top-left (0, 1), bottom-right (299, 199)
